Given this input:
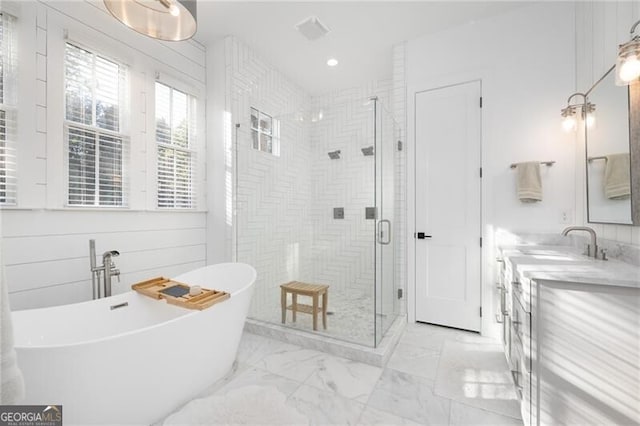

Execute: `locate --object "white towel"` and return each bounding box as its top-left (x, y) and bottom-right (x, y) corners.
top-left (604, 153), bottom-right (631, 200)
top-left (0, 245), bottom-right (24, 404)
top-left (516, 162), bottom-right (542, 203)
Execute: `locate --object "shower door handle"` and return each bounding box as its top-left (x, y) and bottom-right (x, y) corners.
top-left (378, 219), bottom-right (391, 245)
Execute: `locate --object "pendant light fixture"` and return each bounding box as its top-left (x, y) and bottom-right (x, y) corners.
top-left (104, 0), bottom-right (197, 42)
top-left (615, 19), bottom-right (640, 85)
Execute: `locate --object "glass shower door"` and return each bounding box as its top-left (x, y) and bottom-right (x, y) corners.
top-left (374, 98), bottom-right (398, 346)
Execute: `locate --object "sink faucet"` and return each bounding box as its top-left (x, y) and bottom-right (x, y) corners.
top-left (561, 226), bottom-right (599, 259)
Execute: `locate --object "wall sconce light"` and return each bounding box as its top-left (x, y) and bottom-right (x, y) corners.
top-left (583, 102), bottom-right (596, 128)
top-left (616, 19), bottom-right (640, 85)
top-left (560, 92), bottom-right (595, 132)
top-left (103, 0), bottom-right (197, 41)
top-left (561, 105), bottom-right (578, 132)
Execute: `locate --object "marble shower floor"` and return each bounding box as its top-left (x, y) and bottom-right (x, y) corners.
top-left (159, 322), bottom-right (523, 426)
top-left (251, 288), bottom-right (381, 346)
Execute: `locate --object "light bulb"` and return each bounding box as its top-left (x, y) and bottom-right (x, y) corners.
top-left (327, 58), bottom-right (338, 67)
top-left (586, 113), bottom-right (596, 128)
top-left (562, 116), bottom-right (576, 132)
top-left (169, 4), bottom-right (180, 16)
top-left (619, 54), bottom-right (640, 82)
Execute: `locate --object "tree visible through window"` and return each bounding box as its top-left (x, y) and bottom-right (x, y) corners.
top-left (64, 42), bottom-right (127, 207)
top-left (155, 82), bottom-right (196, 209)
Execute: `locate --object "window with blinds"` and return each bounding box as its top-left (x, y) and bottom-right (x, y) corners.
top-left (64, 42), bottom-right (128, 207)
top-left (155, 82), bottom-right (196, 209)
top-left (0, 13), bottom-right (17, 205)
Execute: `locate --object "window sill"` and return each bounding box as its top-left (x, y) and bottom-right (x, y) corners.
top-left (0, 206), bottom-right (208, 213)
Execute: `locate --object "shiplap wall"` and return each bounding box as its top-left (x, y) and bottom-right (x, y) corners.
top-left (0, 1), bottom-right (207, 310)
top-left (575, 1), bottom-right (640, 245)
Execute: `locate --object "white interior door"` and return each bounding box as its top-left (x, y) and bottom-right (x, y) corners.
top-left (415, 81), bottom-right (482, 332)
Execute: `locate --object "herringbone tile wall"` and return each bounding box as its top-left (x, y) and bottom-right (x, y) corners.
top-left (227, 37), bottom-right (407, 342)
top-left (226, 38), bottom-right (314, 316)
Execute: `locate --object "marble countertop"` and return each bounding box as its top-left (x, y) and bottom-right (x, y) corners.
top-left (499, 245), bottom-right (640, 289)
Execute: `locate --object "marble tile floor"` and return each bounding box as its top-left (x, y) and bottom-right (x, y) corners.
top-left (160, 322), bottom-right (522, 426)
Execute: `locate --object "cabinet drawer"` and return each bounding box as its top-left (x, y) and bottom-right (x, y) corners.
top-left (511, 276), bottom-right (531, 313)
top-left (511, 290), bottom-right (531, 370)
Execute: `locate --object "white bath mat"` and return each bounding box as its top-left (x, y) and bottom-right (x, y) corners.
top-left (163, 385), bottom-right (308, 425)
top-left (433, 340), bottom-right (521, 419)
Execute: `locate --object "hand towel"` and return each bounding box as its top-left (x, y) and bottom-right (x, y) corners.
top-left (516, 162), bottom-right (542, 203)
top-left (604, 153), bottom-right (631, 200)
top-left (0, 244), bottom-right (25, 404)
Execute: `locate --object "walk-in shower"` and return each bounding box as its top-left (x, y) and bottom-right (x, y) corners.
top-left (233, 96), bottom-right (401, 347)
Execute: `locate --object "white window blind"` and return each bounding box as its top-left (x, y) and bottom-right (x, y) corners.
top-left (0, 13), bottom-right (17, 205)
top-left (65, 42), bottom-right (128, 207)
top-left (155, 81), bottom-right (196, 209)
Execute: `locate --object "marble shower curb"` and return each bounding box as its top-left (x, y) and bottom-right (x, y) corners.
top-left (244, 316), bottom-right (406, 367)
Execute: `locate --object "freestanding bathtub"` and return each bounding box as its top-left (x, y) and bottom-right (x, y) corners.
top-left (12, 263), bottom-right (256, 425)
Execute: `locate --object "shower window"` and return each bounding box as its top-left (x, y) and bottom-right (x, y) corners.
top-left (0, 13), bottom-right (17, 205)
top-left (250, 107), bottom-right (280, 156)
top-left (64, 42), bottom-right (128, 207)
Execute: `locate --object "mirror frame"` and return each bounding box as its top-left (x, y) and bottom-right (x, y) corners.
top-left (584, 66), bottom-right (639, 225)
top-left (631, 81), bottom-right (640, 224)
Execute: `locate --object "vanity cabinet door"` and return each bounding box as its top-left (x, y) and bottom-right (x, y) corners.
top-left (537, 281), bottom-right (640, 425)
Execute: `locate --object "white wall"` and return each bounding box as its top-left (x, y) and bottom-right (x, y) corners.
top-left (575, 1), bottom-right (640, 244)
top-left (1, 1), bottom-right (207, 310)
top-left (406, 2), bottom-right (576, 336)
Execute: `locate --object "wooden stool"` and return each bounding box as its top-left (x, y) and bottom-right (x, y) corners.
top-left (280, 281), bottom-right (329, 331)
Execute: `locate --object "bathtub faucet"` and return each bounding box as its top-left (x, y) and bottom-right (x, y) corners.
top-left (89, 240), bottom-right (121, 299)
top-left (102, 250), bottom-right (121, 298)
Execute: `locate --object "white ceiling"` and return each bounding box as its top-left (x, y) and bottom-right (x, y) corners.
top-left (195, 1), bottom-right (534, 94)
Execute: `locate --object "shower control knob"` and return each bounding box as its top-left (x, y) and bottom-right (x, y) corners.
top-left (415, 232), bottom-right (432, 240)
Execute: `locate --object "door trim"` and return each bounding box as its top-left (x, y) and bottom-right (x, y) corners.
top-left (407, 79), bottom-right (484, 331)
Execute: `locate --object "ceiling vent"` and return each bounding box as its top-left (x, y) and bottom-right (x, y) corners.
top-left (295, 16), bottom-right (330, 41)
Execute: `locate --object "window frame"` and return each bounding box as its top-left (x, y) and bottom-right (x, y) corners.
top-left (0, 12), bottom-right (17, 206)
top-left (154, 80), bottom-right (197, 210)
top-left (250, 107), bottom-right (280, 156)
top-left (63, 40), bottom-right (130, 208)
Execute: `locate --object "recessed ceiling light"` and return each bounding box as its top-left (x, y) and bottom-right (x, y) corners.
top-left (327, 58), bottom-right (338, 67)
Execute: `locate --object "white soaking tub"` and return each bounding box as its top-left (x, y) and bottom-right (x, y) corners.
top-left (12, 263), bottom-right (256, 425)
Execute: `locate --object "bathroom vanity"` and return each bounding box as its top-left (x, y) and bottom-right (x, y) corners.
top-left (496, 242), bottom-right (640, 425)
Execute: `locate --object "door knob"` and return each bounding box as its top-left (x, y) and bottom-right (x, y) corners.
top-left (415, 232), bottom-right (432, 239)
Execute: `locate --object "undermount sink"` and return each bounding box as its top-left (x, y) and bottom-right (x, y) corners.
top-left (502, 245), bottom-right (640, 289)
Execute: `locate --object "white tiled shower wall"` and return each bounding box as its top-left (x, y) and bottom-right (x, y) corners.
top-left (575, 1), bottom-right (640, 245)
top-left (225, 37), bottom-right (314, 315)
top-left (226, 37), bottom-right (407, 321)
top-left (309, 82), bottom-right (389, 299)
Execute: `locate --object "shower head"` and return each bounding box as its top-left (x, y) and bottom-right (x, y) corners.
top-left (361, 146), bottom-right (374, 156)
top-left (328, 150), bottom-right (341, 160)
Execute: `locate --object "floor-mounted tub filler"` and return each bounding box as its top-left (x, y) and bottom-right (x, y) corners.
top-left (11, 263), bottom-right (257, 425)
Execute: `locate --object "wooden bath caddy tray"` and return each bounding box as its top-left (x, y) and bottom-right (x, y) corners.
top-left (132, 277), bottom-right (230, 310)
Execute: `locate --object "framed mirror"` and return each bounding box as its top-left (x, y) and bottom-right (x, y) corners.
top-left (585, 66), bottom-right (639, 225)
